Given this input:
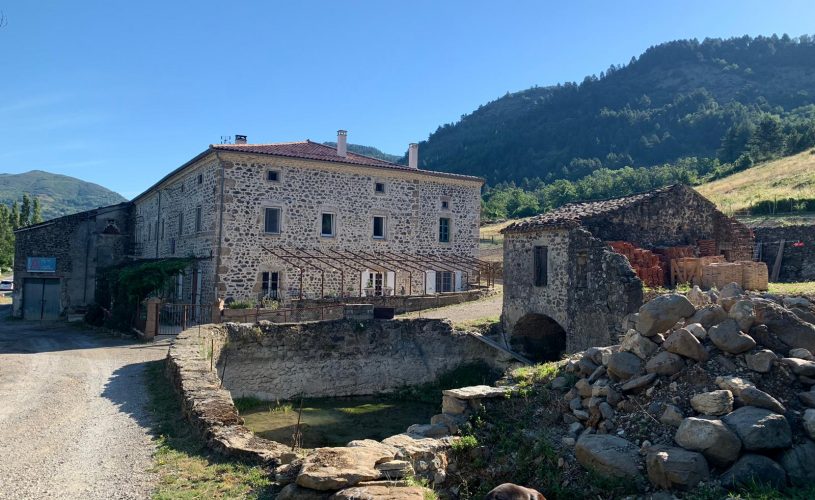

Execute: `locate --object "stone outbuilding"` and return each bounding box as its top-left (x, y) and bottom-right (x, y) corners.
top-left (501, 184), bottom-right (754, 361)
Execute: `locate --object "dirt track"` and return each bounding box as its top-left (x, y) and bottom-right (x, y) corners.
top-left (0, 316), bottom-right (168, 499)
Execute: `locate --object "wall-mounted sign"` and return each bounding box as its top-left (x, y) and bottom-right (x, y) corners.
top-left (27, 257), bottom-right (57, 273)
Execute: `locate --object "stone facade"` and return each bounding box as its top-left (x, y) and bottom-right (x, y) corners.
top-left (753, 225), bottom-right (815, 282)
top-left (11, 203), bottom-right (130, 318)
top-left (219, 318), bottom-right (502, 401)
top-left (501, 185), bottom-right (753, 360)
top-left (131, 142), bottom-right (483, 305)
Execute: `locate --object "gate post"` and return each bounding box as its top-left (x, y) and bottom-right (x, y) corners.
top-left (211, 298), bottom-right (224, 324)
top-left (144, 297), bottom-right (161, 340)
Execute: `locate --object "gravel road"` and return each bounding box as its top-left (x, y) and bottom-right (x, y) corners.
top-left (397, 287), bottom-right (503, 324)
top-left (0, 316), bottom-right (169, 499)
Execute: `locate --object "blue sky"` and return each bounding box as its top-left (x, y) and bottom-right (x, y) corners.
top-left (0, 1), bottom-right (812, 199)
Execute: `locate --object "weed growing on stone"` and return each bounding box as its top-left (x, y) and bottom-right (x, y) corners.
top-left (145, 361), bottom-right (275, 499)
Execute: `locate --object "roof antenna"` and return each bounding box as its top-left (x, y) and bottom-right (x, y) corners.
top-left (220, 135), bottom-right (233, 144)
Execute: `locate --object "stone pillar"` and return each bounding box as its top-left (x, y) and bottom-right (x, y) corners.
top-left (212, 299), bottom-right (224, 324)
top-left (144, 297), bottom-right (161, 340)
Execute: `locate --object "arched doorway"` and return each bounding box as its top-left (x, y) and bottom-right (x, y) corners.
top-left (511, 313), bottom-right (567, 362)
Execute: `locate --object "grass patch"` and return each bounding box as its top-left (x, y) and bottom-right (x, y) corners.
top-left (697, 149), bottom-right (815, 213)
top-left (511, 361), bottom-right (568, 389)
top-left (453, 315), bottom-right (500, 333)
top-left (768, 281), bottom-right (815, 296)
top-left (144, 361), bottom-right (275, 499)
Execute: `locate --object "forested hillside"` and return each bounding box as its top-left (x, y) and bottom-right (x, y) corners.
top-left (410, 35), bottom-right (815, 186)
top-left (322, 142), bottom-right (401, 163)
top-left (0, 170), bottom-right (126, 221)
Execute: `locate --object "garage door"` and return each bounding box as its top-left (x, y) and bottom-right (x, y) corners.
top-left (23, 278), bottom-right (61, 320)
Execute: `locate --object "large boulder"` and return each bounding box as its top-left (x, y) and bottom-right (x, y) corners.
top-left (484, 484), bottom-right (546, 500)
top-left (663, 328), bottom-right (709, 362)
top-left (687, 286), bottom-right (710, 308)
top-left (722, 407), bottom-right (792, 451)
top-left (607, 351), bottom-right (643, 381)
top-left (674, 417), bottom-right (742, 467)
top-left (688, 305), bottom-right (728, 330)
top-left (333, 485), bottom-right (431, 500)
top-left (720, 282), bottom-right (744, 299)
top-left (781, 357), bottom-right (815, 377)
top-left (738, 387), bottom-right (786, 414)
top-left (745, 349), bottom-right (777, 373)
top-left (690, 390), bottom-right (733, 416)
top-left (278, 484), bottom-right (332, 500)
top-left (708, 319), bottom-right (756, 354)
top-left (645, 352), bottom-right (685, 376)
top-left (804, 409), bottom-right (815, 439)
top-left (575, 434), bottom-right (641, 479)
top-left (729, 300), bottom-right (756, 331)
top-left (621, 330), bottom-right (659, 360)
top-left (646, 447), bottom-right (709, 491)
top-left (296, 447), bottom-right (395, 490)
top-left (720, 454), bottom-right (787, 490)
top-left (754, 299), bottom-right (815, 352)
top-left (780, 439), bottom-right (815, 487)
top-left (637, 294), bottom-right (696, 337)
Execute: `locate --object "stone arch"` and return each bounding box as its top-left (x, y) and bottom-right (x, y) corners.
top-left (511, 313), bottom-right (567, 362)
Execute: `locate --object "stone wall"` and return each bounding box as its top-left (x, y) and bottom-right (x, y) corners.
top-left (579, 185), bottom-right (754, 261)
top-left (502, 228), bottom-right (641, 359)
top-left (131, 149), bottom-right (483, 305)
top-left (12, 203), bottom-right (131, 318)
top-left (218, 318), bottom-right (502, 401)
top-left (753, 225), bottom-right (815, 282)
top-left (289, 288), bottom-right (496, 314)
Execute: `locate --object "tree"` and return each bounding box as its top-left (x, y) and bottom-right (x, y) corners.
top-left (31, 197), bottom-right (42, 225)
top-left (20, 194), bottom-right (31, 227)
top-left (748, 114), bottom-right (786, 160)
top-left (9, 202), bottom-right (19, 229)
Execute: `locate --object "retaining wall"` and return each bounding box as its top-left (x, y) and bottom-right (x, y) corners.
top-left (218, 318), bottom-right (502, 400)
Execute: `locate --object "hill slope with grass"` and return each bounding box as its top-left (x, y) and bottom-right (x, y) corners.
top-left (0, 170), bottom-right (126, 220)
top-left (697, 149), bottom-right (815, 213)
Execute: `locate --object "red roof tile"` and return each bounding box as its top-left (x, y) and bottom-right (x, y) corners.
top-left (211, 140), bottom-right (483, 182)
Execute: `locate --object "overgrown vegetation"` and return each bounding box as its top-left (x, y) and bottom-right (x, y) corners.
top-left (144, 361), bottom-right (275, 499)
top-left (89, 257), bottom-right (195, 331)
top-left (767, 281), bottom-right (815, 296)
top-left (0, 193), bottom-right (43, 269)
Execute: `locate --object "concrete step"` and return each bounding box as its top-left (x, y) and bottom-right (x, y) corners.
top-left (466, 331), bottom-right (532, 365)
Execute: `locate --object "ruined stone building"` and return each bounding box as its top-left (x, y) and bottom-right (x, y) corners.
top-left (13, 131), bottom-right (484, 319)
top-left (501, 184), bottom-right (754, 361)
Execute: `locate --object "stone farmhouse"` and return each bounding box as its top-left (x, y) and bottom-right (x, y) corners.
top-left (501, 184), bottom-right (755, 361)
top-left (12, 131), bottom-right (485, 319)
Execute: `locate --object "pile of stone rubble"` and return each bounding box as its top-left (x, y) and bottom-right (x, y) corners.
top-left (553, 283), bottom-right (815, 492)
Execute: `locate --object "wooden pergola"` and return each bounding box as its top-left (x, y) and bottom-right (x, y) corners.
top-left (260, 246), bottom-right (497, 300)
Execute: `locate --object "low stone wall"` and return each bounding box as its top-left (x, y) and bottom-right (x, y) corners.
top-left (165, 324), bottom-right (292, 464)
top-left (165, 322), bottom-right (513, 497)
top-left (219, 318), bottom-right (503, 401)
top-left (289, 287), bottom-right (496, 315)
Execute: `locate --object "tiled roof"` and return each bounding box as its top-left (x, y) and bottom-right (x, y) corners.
top-left (502, 185), bottom-right (684, 233)
top-left (211, 140), bottom-right (483, 182)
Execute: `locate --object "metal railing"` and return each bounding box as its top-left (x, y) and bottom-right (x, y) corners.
top-left (220, 303), bottom-right (345, 324)
top-left (158, 303), bottom-right (212, 335)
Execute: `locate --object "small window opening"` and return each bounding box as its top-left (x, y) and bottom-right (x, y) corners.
top-left (533, 245), bottom-right (548, 287)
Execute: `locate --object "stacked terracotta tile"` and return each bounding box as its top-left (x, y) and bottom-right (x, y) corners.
top-left (697, 239), bottom-right (717, 257)
top-left (607, 241), bottom-right (665, 288)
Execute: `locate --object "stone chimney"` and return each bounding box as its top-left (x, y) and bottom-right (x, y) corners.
top-left (408, 143), bottom-right (418, 169)
top-left (235, 134), bottom-right (247, 144)
top-left (337, 130), bottom-right (348, 157)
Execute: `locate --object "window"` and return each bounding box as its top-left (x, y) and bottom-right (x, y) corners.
top-left (533, 245), bottom-right (548, 287)
top-left (197, 173), bottom-right (203, 185)
top-left (321, 212), bottom-right (335, 237)
top-left (178, 212), bottom-right (184, 236)
top-left (436, 271), bottom-right (454, 293)
top-left (264, 207), bottom-right (281, 234)
top-left (372, 216), bottom-right (386, 239)
top-left (267, 170), bottom-right (280, 182)
top-left (261, 271), bottom-right (280, 299)
top-left (195, 206), bottom-right (203, 232)
top-left (441, 200), bottom-right (450, 210)
top-left (439, 217), bottom-right (451, 243)
top-left (374, 182), bottom-right (385, 193)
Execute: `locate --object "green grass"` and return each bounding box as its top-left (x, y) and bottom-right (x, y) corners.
top-left (697, 149), bottom-right (815, 214)
top-left (768, 281), bottom-right (815, 296)
top-left (453, 315), bottom-right (500, 333)
top-left (144, 361), bottom-right (276, 499)
top-left (511, 361), bottom-right (567, 389)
